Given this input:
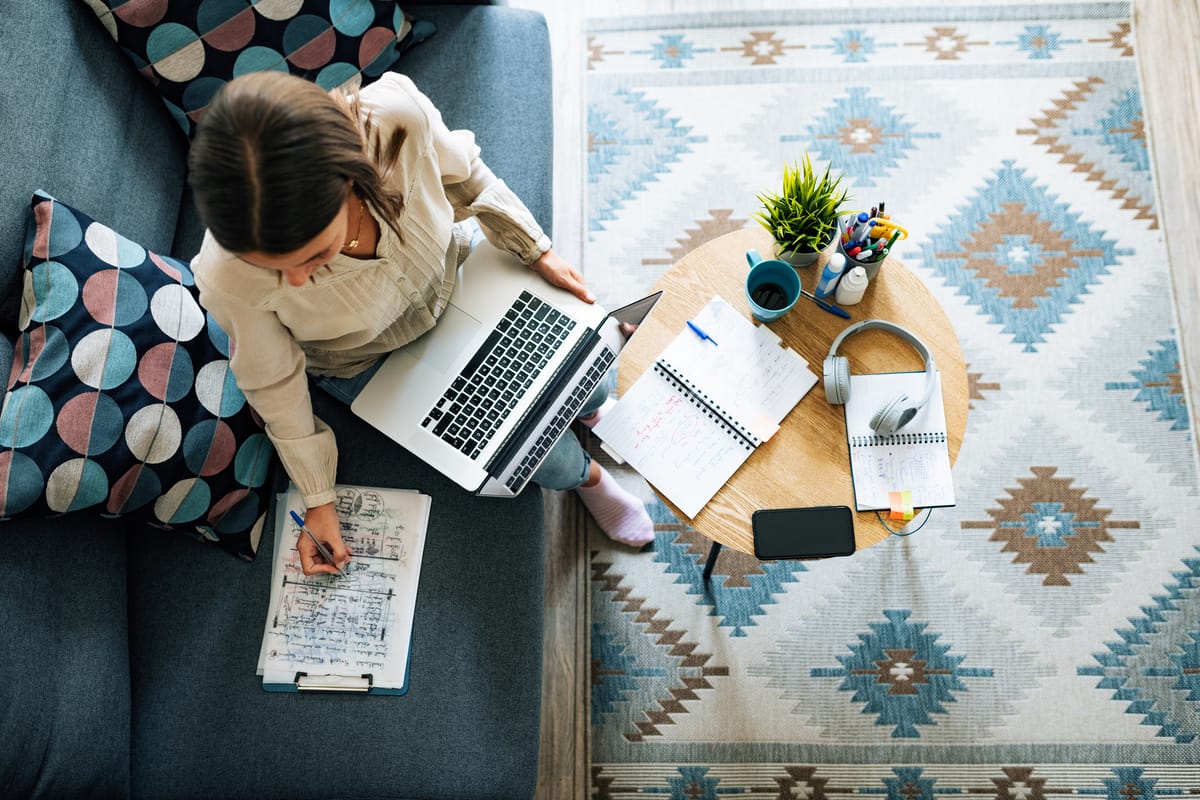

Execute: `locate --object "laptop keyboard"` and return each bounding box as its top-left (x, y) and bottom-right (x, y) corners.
top-left (421, 290), bottom-right (576, 459)
top-left (504, 347), bottom-right (615, 491)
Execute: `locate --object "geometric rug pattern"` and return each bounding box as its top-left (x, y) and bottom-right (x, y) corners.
top-left (584, 2), bottom-right (1200, 793)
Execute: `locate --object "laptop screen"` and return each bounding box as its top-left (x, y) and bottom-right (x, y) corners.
top-left (603, 290), bottom-right (663, 344)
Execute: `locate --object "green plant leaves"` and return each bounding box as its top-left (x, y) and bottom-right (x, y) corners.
top-left (754, 154), bottom-right (850, 252)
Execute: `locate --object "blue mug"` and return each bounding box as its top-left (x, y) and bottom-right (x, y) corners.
top-left (745, 249), bottom-right (801, 322)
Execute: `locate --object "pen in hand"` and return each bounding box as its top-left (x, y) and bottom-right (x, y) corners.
top-left (799, 289), bottom-right (851, 319)
top-left (686, 320), bottom-right (719, 346)
top-left (289, 509), bottom-right (348, 578)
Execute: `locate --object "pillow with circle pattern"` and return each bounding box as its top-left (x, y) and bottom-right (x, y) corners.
top-left (78, 0), bottom-right (436, 137)
top-left (0, 191), bottom-right (278, 560)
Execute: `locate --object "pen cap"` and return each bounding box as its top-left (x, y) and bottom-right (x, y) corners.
top-left (814, 253), bottom-right (846, 299)
top-left (834, 266), bottom-right (869, 306)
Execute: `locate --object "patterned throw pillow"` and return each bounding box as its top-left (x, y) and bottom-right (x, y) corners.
top-left (79, 0), bottom-right (435, 136)
top-left (0, 192), bottom-right (278, 559)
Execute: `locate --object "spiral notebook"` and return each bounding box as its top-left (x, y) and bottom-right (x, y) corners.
top-left (593, 297), bottom-right (817, 518)
top-left (843, 370), bottom-right (955, 512)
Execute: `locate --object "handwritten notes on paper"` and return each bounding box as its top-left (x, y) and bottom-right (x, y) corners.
top-left (598, 366), bottom-right (755, 517)
top-left (594, 297), bottom-right (817, 518)
top-left (257, 484), bottom-right (431, 692)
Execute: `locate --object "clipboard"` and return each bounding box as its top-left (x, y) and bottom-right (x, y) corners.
top-left (257, 485), bottom-right (431, 696)
top-left (261, 655), bottom-right (413, 695)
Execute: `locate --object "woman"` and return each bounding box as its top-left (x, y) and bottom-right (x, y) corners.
top-left (188, 71), bottom-right (652, 575)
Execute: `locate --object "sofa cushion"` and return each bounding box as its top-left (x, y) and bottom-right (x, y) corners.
top-left (79, 0), bottom-right (436, 137)
top-left (0, 0), bottom-right (189, 336)
top-left (0, 193), bottom-right (277, 558)
top-left (0, 518), bottom-right (132, 800)
top-left (399, 5), bottom-right (553, 236)
top-left (127, 390), bottom-right (545, 800)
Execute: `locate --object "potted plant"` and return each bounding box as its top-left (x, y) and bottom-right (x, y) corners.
top-left (754, 154), bottom-right (850, 266)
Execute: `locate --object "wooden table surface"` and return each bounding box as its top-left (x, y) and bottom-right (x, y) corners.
top-left (615, 227), bottom-right (968, 553)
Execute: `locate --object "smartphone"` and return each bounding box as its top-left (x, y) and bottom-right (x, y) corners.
top-left (751, 506), bottom-right (856, 560)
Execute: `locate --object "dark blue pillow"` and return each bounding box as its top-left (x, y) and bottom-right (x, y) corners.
top-left (79, 0), bottom-right (436, 136)
top-left (0, 192), bottom-right (277, 559)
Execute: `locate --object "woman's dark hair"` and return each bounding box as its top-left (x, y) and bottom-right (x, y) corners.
top-left (188, 71), bottom-right (405, 254)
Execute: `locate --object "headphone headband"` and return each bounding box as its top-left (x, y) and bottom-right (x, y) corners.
top-left (827, 320), bottom-right (938, 409)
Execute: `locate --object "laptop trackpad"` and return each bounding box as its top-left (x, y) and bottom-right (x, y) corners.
top-left (404, 303), bottom-right (482, 373)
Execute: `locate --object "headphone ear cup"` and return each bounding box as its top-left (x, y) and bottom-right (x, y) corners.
top-left (870, 392), bottom-right (915, 436)
top-left (823, 356), bottom-right (851, 405)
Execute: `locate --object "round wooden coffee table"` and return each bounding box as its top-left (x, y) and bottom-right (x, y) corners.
top-left (615, 227), bottom-right (967, 569)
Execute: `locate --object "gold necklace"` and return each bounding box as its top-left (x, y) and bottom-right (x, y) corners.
top-left (343, 197), bottom-right (365, 251)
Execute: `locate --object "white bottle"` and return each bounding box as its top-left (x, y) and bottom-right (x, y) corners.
top-left (834, 266), bottom-right (869, 305)
top-left (814, 252), bottom-right (846, 299)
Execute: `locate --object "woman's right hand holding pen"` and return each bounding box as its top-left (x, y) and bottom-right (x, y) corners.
top-left (298, 502), bottom-right (353, 576)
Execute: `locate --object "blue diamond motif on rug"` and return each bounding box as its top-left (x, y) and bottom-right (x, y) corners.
top-left (591, 623), bottom-right (663, 722)
top-left (1105, 336), bottom-right (1189, 431)
top-left (783, 86), bottom-right (939, 187)
top-left (1078, 548), bottom-right (1200, 744)
top-left (648, 499), bottom-right (807, 638)
top-left (809, 28), bottom-right (894, 63)
top-left (809, 609), bottom-right (995, 738)
top-left (920, 161), bottom-right (1131, 352)
top-left (666, 767), bottom-right (722, 799)
top-left (630, 34), bottom-right (714, 69)
top-left (587, 89), bottom-right (706, 233)
top-left (1000, 24), bottom-right (1082, 59)
top-left (1018, 77), bottom-right (1157, 229)
top-left (882, 767), bottom-right (938, 800)
top-left (590, 546), bottom-right (731, 744)
top-left (1099, 767), bottom-right (1181, 799)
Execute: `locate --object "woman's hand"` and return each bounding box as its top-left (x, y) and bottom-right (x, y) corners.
top-left (529, 248), bottom-right (594, 304)
top-left (297, 502), bottom-right (352, 576)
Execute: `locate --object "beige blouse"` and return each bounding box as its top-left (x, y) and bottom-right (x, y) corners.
top-left (193, 73), bottom-right (551, 508)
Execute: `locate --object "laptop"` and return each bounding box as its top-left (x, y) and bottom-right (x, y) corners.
top-left (351, 240), bottom-right (662, 497)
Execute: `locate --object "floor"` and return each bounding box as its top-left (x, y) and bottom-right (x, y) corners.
top-left (512, 2), bottom-right (1200, 797)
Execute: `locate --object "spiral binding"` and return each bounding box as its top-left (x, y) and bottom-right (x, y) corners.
top-left (850, 431), bottom-right (947, 447)
top-left (654, 360), bottom-right (758, 452)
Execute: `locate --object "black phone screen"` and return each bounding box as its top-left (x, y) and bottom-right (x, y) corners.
top-left (752, 506), bottom-right (856, 560)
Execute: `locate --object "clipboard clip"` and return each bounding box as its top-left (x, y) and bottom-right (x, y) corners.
top-left (294, 672), bottom-right (374, 692)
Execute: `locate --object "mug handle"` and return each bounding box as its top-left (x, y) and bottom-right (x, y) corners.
top-left (746, 249), bottom-right (762, 269)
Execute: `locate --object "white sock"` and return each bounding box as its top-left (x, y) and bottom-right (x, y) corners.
top-left (576, 468), bottom-right (654, 547)
top-left (579, 397), bottom-right (617, 430)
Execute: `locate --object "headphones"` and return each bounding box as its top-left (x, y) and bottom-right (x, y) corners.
top-left (822, 320), bottom-right (937, 436)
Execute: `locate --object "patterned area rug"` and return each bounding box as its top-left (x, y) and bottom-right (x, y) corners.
top-left (583, 2), bottom-right (1200, 796)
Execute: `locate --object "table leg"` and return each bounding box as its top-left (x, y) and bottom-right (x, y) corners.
top-left (702, 541), bottom-right (722, 582)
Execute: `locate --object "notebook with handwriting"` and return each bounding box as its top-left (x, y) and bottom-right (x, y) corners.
top-left (256, 484), bottom-right (431, 694)
top-left (844, 370), bottom-right (955, 512)
top-left (593, 296), bottom-right (817, 518)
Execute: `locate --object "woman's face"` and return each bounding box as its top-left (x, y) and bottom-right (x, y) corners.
top-left (237, 197), bottom-right (351, 286)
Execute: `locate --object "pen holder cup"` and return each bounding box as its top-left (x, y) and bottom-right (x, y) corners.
top-left (838, 213), bottom-right (886, 281)
top-left (745, 249), bottom-right (801, 322)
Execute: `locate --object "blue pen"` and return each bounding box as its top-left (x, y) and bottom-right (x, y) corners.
top-left (799, 289), bottom-right (851, 319)
top-left (686, 320), bottom-right (719, 346)
top-left (289, 509), bottom-right (347, 577)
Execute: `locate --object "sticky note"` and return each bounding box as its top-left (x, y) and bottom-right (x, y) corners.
top-left (888, 490), bottom-right (914, 521)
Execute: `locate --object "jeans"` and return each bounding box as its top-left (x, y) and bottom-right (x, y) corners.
top-left (312, 358), bottom-right (605, 492)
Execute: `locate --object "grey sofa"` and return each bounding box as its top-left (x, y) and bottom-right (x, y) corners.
top-left (0, 2), bottom-right (551, 798)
